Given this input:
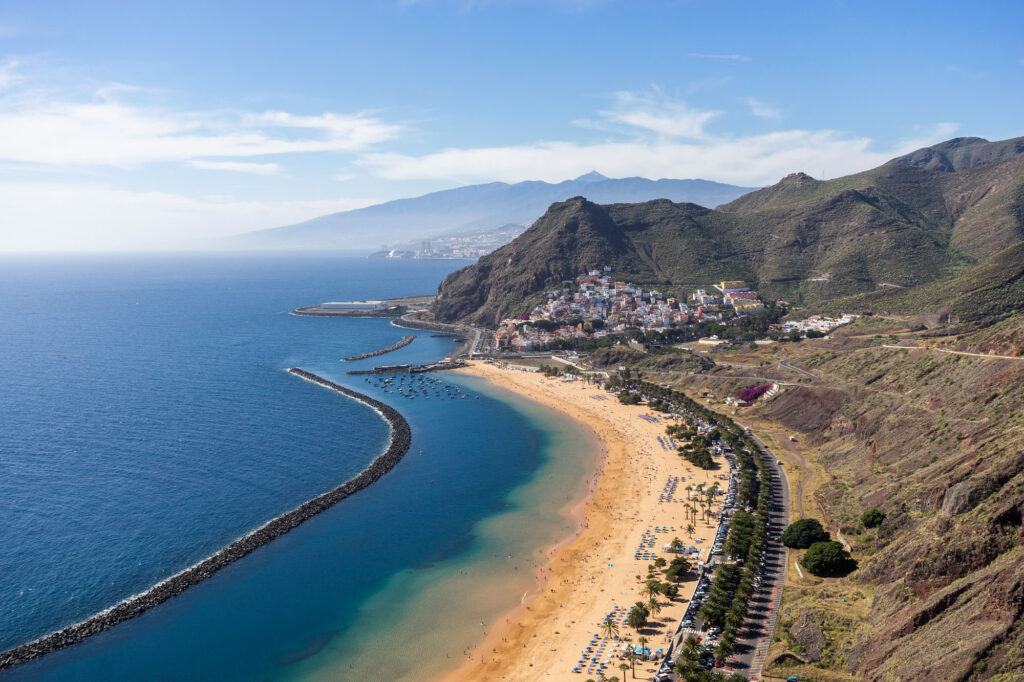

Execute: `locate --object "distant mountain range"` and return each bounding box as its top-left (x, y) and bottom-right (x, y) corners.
top-left (435, 136), bottom-right (1024, 324)
top-left (232, 172), bottom-right (756, 250)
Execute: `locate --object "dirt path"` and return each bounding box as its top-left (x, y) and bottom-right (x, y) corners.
top-left (882, 344), bottom-right (1024, 361)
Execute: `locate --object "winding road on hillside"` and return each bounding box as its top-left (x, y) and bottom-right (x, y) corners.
top-left (882, 344), bottom-right (1024, 361)
top-left (779, 358), bottom-right (818, 381)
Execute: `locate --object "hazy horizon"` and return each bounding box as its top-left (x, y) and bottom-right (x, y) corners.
top-left (0, 0), bottom-right (1021, 251)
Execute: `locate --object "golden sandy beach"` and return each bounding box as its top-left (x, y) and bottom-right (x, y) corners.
top-left (439, 361), bottom-right (725, 682)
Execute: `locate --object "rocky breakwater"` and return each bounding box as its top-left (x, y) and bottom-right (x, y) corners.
top-left (0, 368), bottom-right (411, 671)
top-left (341, 335), bottom-right (416, 362)
top-left (393, 316), bottom-right (478, 357)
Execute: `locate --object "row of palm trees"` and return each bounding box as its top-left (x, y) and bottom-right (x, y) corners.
top-left (679, 481), bottom-right (722, 528)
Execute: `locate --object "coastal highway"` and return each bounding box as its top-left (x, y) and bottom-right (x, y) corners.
top-left (662, 428), bottom-right (790, 681)
top-left (728, 432), bottom-right (790, 679)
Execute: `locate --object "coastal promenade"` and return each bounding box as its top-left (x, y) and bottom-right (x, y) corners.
top-left (0, 369), bottom-right (410, 672)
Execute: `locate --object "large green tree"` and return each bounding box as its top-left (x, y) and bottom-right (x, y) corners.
top-left (627, 603), bottom-right (649, 630)
top-left (801, 540), bottom-right (856, 576)
top-left (781, 518), bottom-right (831, 548)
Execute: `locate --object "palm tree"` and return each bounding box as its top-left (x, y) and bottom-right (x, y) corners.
top-left (637, 635), bottom-right (649, 661)
top-left (628, 604), bottom-right (648, 631)
top-left (671, 536), bottom-right (683, 553)
top-left (725, 610), bottom-right (745, 631)
top-left (686, 522), bottom-right (695, 539)
top-left (626, 647), bottom-right (638, 678)
top-left (601, 614), bottom-right (620, 640)
top-left (619, 662), bottom-right (631, 680)
top-left (642, 580), bottom-right (660, 600)
top-left (647, 596), bottom-right (663, 620)
top-left (682, 634), bottom-right (700, 661)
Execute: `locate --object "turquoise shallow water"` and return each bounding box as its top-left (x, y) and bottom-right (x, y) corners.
top-left (0, 254), bottom-right (597, 681)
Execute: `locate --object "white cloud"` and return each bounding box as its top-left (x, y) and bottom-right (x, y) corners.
top-left (0, 182), bottom-right (380, 251)
top-left (360, 129), bottom-right (942, 188)
top-left (577, 89), bottom-right (720, 139)
top-left (0, 98), bottom-right (400, 167)
top-left (741, 96), bottom-right (781, 120)
top-left (688, 53), bottom-right (750, 62)
top-left (0, 64), bottom-right (401, 168)
top-left (188, 160), bottom-right (282, 175)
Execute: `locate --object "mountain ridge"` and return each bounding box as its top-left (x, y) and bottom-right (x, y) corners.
top-left (435, 136), bottom-right (1024, 324)
top-left (233, 174), bottom-right (756, 250)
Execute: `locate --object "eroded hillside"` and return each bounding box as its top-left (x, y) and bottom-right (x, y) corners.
top-left (752, 330), bottom-right (1024, 680)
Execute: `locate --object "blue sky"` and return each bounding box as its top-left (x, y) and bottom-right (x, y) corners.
top-left (0, 0), bottom-right (1021, 249)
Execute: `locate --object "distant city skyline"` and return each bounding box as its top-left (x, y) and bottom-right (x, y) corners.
top-left (0, 0), bottom-right (1021, 250)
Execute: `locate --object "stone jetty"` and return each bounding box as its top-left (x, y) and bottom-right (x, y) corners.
top-left (0, 368), bottom-right (411, 672)
top-left (341, 334), bottom-right (415, 362)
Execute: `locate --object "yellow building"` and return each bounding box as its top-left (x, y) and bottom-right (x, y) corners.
top-left (719, 280), bottom-right (748, 291)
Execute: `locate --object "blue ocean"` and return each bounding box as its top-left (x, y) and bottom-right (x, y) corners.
top-left (0, 254), bottom-right (597, 681)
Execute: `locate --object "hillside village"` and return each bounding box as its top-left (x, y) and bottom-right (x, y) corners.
top-left (493, 269), bottom-right (857, 352)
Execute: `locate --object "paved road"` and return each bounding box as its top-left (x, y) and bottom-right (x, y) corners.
top-left (778, 358), bottom-right (817, 381)
top-left (659, 432), bottom-right (791, 681)
top-left (720, 434), bottom-right (791, 680)
top-left (691, 372), bottom-right (799, 385)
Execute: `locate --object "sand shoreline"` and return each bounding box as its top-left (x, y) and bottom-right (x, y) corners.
top-left (437, 362), bottom-right (724, 681)
top-left (436, 389), bottom-right (613, 682)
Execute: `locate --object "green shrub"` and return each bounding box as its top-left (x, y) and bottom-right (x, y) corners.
top-left (781, 518), bottom-right (831, 548)
top-left (665, 556), bottom-right (691, 582)
top-left (861, 507), bottom-right (886, 528)
top-left (801, 541), bottom-right (856, 576)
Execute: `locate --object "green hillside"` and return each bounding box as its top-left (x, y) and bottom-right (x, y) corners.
top-left (824, 242), bottom-right (1024, 326)
top-left (435, 136), bottom-right (1024, 324)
